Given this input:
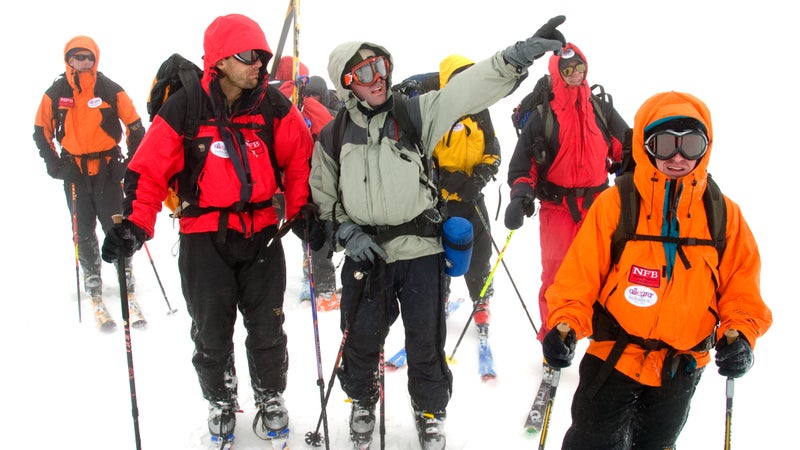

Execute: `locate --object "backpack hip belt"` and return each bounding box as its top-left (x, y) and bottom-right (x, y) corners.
top-left (587, 302), bottom-right (715, 399)
top-left (179, 200), bottom-right (274, 244)
top-left (362, 209), bottom-right (442, 245)
top-left (536, 180), bottom-right (608, 223)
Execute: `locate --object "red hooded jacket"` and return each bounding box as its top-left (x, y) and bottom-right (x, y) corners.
top-left (124, 14), bottom-right (312, 238)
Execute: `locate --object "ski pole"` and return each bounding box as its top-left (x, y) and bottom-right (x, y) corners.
top-left (448, 230), bottom-right (514, 363)
top-left (111, 215), bottom-right (142, 450)
top-left (291, 0), bottom-right (301, 106)
top-left (305, 235), bottom-right (330, 450)
top-left (71, 183), bottom-right (82, 323)
top-left (269, 0), bottom-right (294, 81)
top-left (142, 242), bottom-right (177, 315)
top-left (538, 323), bottom-right (569, 450)
top-left (374, 260), bottom-right (388, 450)
top-left (472, 200), bottom-right (538, 335)
top-left (306, 262), bottom-right (369, 447)
top-left (724, 329), bottom-right (738, 450)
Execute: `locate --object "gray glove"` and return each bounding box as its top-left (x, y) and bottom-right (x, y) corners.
top-left (503, 15), bottom-right (567, 71)
top-left (337, 222), bottom-right (388, 263)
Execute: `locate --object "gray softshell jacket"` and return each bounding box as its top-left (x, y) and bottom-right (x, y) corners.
top-left (310, 41), bottom-right (524, 263)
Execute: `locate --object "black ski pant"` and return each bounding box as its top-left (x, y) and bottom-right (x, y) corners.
top-left (62, 174), bottom-right (133, 295)
top-left (562, 354), bottom-right (704, 449)
top-left (443, 197), bottom-right (493, 303)
top-left (179, 227), bottom-right (288, 406)
top-left (337, 253), bottom-right (452, 413)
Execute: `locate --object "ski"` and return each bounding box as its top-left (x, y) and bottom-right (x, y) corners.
top-left (478, 324), bottom-right (496, 380)
top-left (127, 294), bottom-right (147, 328)
top-left (386, 297), bottom-right (465, 370)
top-left (91, 297), bottom-right (117, 331)
top-left (524, 365), bottom-right (560, 434)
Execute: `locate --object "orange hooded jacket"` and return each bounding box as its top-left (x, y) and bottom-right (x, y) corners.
top-left (33, 36), bottom-right (144, 175)
top-left (545, 91), bottom-right (772, 386)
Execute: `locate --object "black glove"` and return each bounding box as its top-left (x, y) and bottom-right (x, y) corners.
top-left (336, 222), bottom-right (387, 263)
top-left (504, 183), bottom-right (537, 229)
top-left (715, 334), bottom-right (754, 378)
top-left (292, 203), bottom-right (326, 251)
top-left (542, 324), bottom-right (577, 368)
top-left (47, 156), bottom-right (81, 181)
top-left (533, 15), bottom-right (567, 47)
top-left (101, 219), bottom-right (147, 263)
top-left (503, 16), bottom-right (567, 71)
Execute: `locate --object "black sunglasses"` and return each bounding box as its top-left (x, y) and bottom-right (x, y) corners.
top-left (232, 50), bottom-right (260, 65)
top-left (72, 54), bottom-right (95, 62)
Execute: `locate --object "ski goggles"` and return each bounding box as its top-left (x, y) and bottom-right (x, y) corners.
top-left (232, 50), bottom-right (261, 65)
top-left (644, 129), bottom-right (709, 161)
top-left (343, 55), bottom-right (391, 87)
top-left (560, 63), bottom-right (586, 77)
top-left (72, 53), bottom-right (95, 62)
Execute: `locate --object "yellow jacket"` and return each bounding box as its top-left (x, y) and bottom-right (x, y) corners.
top-left (433, 54), bottom-right (500, 202)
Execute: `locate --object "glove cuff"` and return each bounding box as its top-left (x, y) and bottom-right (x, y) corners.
top-left (510, 182), bottom-right (535, 199)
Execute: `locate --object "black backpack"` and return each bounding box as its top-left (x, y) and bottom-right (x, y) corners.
top-left (147, 53), bottom-right (284, 215)
top-left (611, 172), bottom-right (727, 266)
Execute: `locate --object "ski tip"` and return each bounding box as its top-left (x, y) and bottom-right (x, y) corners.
top-left (525, 426), bottom-right (541, 435)
top-left (481, 373), bottom-right (497, 381)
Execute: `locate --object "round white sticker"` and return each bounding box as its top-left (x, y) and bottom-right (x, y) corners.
top-left (87, 97), bottom-right (103, 108)
top-left (624, 285), bottom-right (658, 307)
top-left (210, 141), bottom-right (229, 158)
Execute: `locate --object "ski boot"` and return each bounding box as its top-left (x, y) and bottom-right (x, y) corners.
top-left (414, 410), bottom-right (446, 450)
top-left (349, 399), bottom-right (376, 450)
top-left (253, 392), bottom-right (289, 442)
top-left (208, 402), bottom-right (237, 449)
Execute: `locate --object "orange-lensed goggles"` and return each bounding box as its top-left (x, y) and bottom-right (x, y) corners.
top-left (560, 63), bottom-right (586, 77)
top-left (343, 55), bottom-right (391, 87)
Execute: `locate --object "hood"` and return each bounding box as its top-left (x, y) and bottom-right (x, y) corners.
top-left (547, 42), bottom-right (588, 91)
top-left (274, 55), bottom-right (308, 82)
top-left (438, 54), bottom-right (474, 88)
top-left (64, 35), bottom-right (99, 76)
top-left (327, 41), bottom-right (392, 103)
top-left (203, 14), bottom-right (272, 83)
top-left (632, 91), bottom-right (714, 180)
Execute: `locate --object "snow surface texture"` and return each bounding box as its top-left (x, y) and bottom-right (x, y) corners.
top-left (4, 0), bottom-right (795, 448)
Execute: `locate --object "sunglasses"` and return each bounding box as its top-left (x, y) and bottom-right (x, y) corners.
top-left (232, 50), bottom-right (261, 65)
top-left (72, 54), bottom-right (95, 62)
top-left (644, 129), bottom-right (709, 161)
top-left (560, 63), bottom-right (586, 77)
top-left (343, 55), bottom-right (391, 87)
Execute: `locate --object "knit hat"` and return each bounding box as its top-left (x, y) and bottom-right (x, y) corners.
top-left (306, 75), bottom-right (331, 105)
top-left (558, 47), bottom-right (584, 70)
top-left (65, 47), bottom-right (92, 62)
top-left (645, 116), bottom-right (707, 139)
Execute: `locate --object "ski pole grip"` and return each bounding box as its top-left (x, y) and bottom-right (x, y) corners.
top-left (724, 329), bottom-right (739, 345)
top-left (112, 214), bottom-right (123, 225)
top-left (557, 322), bottom-right (571, 339)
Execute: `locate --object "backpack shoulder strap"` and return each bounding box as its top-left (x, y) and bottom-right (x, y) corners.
top-left (611, 172), bottom-right (638, 265)
top-left (703, 174), bottom-right (727, 261)
top-left (331, 106), bottom-right (348, 164)
top-left (259, 87), bottom-right (283, 191)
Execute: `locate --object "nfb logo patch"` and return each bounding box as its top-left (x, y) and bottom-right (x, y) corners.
top-left (629, 265), bottom-right (660, 288)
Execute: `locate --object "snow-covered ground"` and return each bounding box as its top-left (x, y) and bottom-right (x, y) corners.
top-left (3, 1), bottom-right (796, 448)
